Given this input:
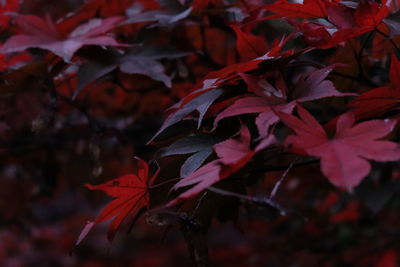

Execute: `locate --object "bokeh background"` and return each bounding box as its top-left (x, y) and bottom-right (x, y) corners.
top-left (1, 0), bottom-right (400, 266)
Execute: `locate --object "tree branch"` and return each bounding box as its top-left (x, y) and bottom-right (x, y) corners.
top-left (208, 186), bottom-right (287, 216)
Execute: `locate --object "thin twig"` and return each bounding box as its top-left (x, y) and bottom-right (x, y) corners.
top-left (269, 156), bottom-right (299, 199)
top-left (190, 192), bottom-right (208, 218)
top-left (208, 186), bottom-right (286, 216)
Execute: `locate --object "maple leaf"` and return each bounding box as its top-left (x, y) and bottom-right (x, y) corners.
top-left (263, 0), bottom-right (327, 19)
top-left (57, 0), bottom-right (146, 26)
top-left (148, 40), bottom-right (293, 137)
top-left (203, 33), bottom-right (297, 83)
top-left (76, 157), bottom-right (158, 244)
top-left (326, 1), bottom-right (357, 30)
top-left (292, 65), bottom-right (357, 101)
top-left (213, 66), bottom-right (353, 136)
top-left (279, 104), bottom-right (400, 190)
top-left (0, 14), bottom-right (125, 62)
top-left (270, 1), bottom-right (390, 49)
top-left (349, 86), bottom-right (400, 120)
top-left (354, 0), bottom-right (389, 30)
top-left (232, 26), bottom-right (268, 61)
top-left (124, 3), bottom-right (192, 27)
top-left (161, 133), bottom-right (223, 177)
top-left (168, 126), bottom-right (276, 206)
top-left (349, 55), bottom-right (400, 119)
top-left (148, 78), bottom-right (224, 142)
top-left (150, 35), bottom-right (300, 141)
top-left (54, 0), bottom-right (141, 35)
top-left (382, 18), bottom-right (400, 38)
top-left (119, 55), bottom-right (172, 87)
top-left (287, 17), bottom-right (366, 49)
top-left (74, 45), bottom-right (187, 99)
top-left (213, 95), bottom-right (295, 137)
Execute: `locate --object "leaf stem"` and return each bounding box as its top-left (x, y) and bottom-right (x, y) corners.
top-left (148, 177), bottom-right (181, 190)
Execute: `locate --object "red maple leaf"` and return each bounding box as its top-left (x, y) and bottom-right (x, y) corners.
top-left (168, 126), bottom-right (276, 206)
top-left (354, 0), bottom-right (389, 30)
top-left (232, 26), bottom-right (269, 61)
top-left (148, 34), bottom-right (296, 142)
top-left (349, 86), bottom-right (400, 120)
top-left (279, 104), bottom-right (400, 190)
top-left (263, 0), bottom-right (327, 19)
top-left (0, 14), bottom-right (125, 62)
top-left (213, 66), bottom-right (353, 136)
top-left (349, 54), bottom-right (400, 119)
top-left (267, 0), bottom-right (390, 49)
top-left (76, 157), bottom-right (158, 244)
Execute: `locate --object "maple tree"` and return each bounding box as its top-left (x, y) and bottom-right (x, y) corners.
top-left (2, 0), bottom-right (400, 266)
